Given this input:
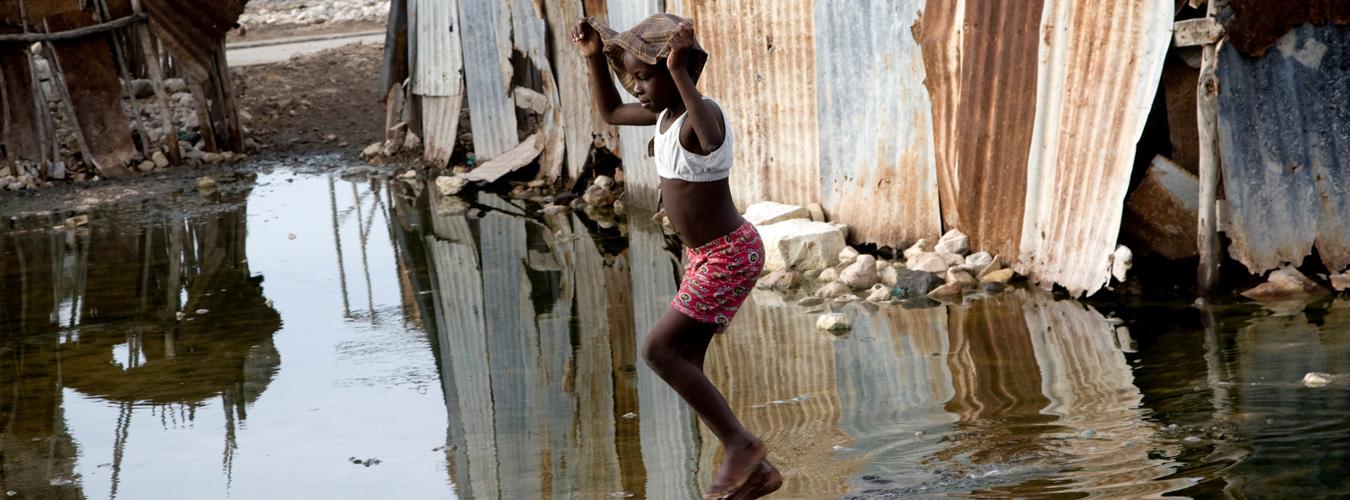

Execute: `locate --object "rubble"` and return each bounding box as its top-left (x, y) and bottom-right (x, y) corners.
top-left (757, 219), bottom-right (848, 272)
top-left (238, 0), bottom-right (390, 28)
top-left (1241, 266), bottom-right (1326, 301)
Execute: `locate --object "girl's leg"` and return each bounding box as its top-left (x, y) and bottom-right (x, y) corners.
top-left (642, 307), bottom-right (765, 494)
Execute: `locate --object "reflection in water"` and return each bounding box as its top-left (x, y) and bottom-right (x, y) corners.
top-left (1, 187), bottom-right (280, 497)
top-left (4, 172), bottom-right (1347, 498)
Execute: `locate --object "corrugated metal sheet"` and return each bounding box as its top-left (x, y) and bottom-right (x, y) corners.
top-left (47, 21), bottom-right (135, 176)
top-left (814, 0), bottom-right (941, 247)
top-left (1217, 24), bottom-right (1350, 275)
top-left (916, 0), bottom-right (964, 230)
top-left (412, 0), bottom-right (462, 96)
top-left (1018, 0), bottom-right (1172, 296)
top-left (0, 49), bottom-right (42, 162)
top-left (952, 0), bottom-right (1042, 262)
top-left (457, 0), bottom-right (519, 160)
top-left (605, 0), bottom-right (663, 209)
top-left (141, 0), bottom-right (247, 83)
top-left (544, 0), bottom-right (614, 181)
top-left (421, 96), bottom-right (462, 166)
top-left (678, 0), bottom-right (821, 209)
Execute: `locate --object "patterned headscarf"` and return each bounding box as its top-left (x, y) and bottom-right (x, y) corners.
top-left (585, 14), bottom-right (708, 97)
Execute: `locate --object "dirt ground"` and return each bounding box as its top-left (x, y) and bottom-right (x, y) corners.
top-left (233, 42), bottom-right (386, 158)
top-left (226, 20), bottom-right (386, 44)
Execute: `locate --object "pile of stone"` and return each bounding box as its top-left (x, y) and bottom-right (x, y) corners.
top-left (238, 0), bottom-right (390, 28)
top-left (125, 78), bottom-right (254, 168)
top-left (739, 201), bottom-right (1020, 330)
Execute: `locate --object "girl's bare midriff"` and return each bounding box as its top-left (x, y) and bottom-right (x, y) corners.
top-left (661, 178), bottom-right (745, 249)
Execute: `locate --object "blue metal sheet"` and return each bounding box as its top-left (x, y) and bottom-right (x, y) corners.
top-left (1217, 24), bottom-right (1350, 274)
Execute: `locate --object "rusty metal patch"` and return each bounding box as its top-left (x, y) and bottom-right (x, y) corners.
top-left (48, 11), bottom-right (135, 176)
top-left (1217, 24), bottom-right (1350, 274)
top-left (953, 0), bottom-right (1043, 262)
top-left (0, 48), bottom-right (42, 163)
top-left (1223, 0), bottom-right (1350, 57)
top-left (915, 0), bottom-right (963, 231)
top-left (141, 0), bottom-right (246, 83)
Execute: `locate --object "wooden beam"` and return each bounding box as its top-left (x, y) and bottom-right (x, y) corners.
top-left (0, 14), bottom-right (147, 43)
top-left (1174, 18), bottom-right (1225, 47)
top-left (1196, 0), bottom-right (1226, 295)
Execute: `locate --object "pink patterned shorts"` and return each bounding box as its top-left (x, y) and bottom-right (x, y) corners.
top-left (672, 222), bottom-right (764, 332)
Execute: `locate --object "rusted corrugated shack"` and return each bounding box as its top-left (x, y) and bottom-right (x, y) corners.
top-left (392, 0), bottom-right (1349, 296)
top-left (0, 0), bottom-right (246, 182)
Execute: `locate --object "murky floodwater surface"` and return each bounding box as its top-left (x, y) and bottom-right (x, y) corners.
top-left (1, 168), bottom-right (1346, 499)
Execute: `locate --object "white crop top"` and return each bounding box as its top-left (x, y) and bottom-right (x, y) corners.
top-left (653, 97), bottom-right (734, 182)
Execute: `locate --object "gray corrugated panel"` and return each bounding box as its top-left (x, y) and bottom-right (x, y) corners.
top-left (1217, 24), bottom-right (1350, 274)
top-left (412, 0), bottom-right (462, 97)
top-left (1018, 0), bottom-right (1172, 296)
top-left (457, 0), bottom-right (519, 160)
top-left (952, 0), bottom-right (1043, 262)
top-left (627, 209), bottom-right (701, 499)
top-left (815, 0), bottom-right (941, 247)
top-left (422, 96), bottom-right (462, 166)
top-left (604, 0), bottom-right (663, 209)
top-left (681, 0), bottom-right (821, 208)
top-left (544, 0), bottom-right (613, 182)
top-left (916, 0), bottom-right (965, 230)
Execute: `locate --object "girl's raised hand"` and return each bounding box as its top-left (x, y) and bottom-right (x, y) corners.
top-left (572, 19), bottom-right (603, 58)
top-left (666, 21), bottom-right (695, 72)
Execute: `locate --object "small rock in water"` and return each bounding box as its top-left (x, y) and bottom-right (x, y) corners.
top-left (815, 281), bottom-right (851, 299)
top-left (906, 253), bottom-right (948, 273)
top-left (1111, 244), bottom-right (1133, 282)
top-left (892, 268), bottom-right (944, 298)
top-left (757, 268), bottom-right (801, 292)
top-left (1183, 436), bottom-right (1202, 444)
top-left (865, 283), bottom-right (891, 302)
top-left (935, 229), bottom-right (970, 255)
top-left (1303, 372), bottom-right (1332, 388)
top-left (818, 267), bottom-right (840, 283)
top-left (196, 176), bottom-right (218, 192)
top-left (914, 431), bottom-right (925, 437)
top-left (288, 233), bottom-right (298, 240)
top-left (839, 255), bottom-right (879, 290)
top-left (879, 265), bottom-right (900, 287)
top-left (176, 311), bottom-right (185, 321)
top-left (7, 490), bottom-right (17, 496)
top-left (816, 312), bottom-right (851, 332)
top-left (964, 251), bottom-right (993, 271)
top-left (1242, 265), bottom-right (1325, 301)
top-left (946, 268), bottom-right (977, 290)
top-left (927, 282), bottom-right (963, 300)
top-left (622, 412), bottom-right (637, 419)
top-left (981, 268), bottom-right (1015, 284)
top-left (832, 294), bottom-right (859, 304)
top-left (196, 309), bottom-right (208, 315)
top-left (49, 479), bottom-right (72, 486)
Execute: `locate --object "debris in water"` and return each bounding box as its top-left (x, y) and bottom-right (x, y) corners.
top-left (1303, 372), bottom-right (1332, 388)
top-left (176, 312), bottom-right (185, 321)
top-left (288, 233), bottom-right (298, 240)
top-left (1078, 429), bottom-right (1097, 439)
top-left (816, 312), bottom-right (851, 332)
top-left (621, 412), bottom-right (637, 419)
top-left (1184, 436), bottom-right (1202, 444)
top-left (608, 492), bottom-right (635, 498)
top-left (196, 309), bottom-right (209, 315)
top-left (914, 431), bottom-right (925, 437)
top-left (49, 479), bottom-right (72, 486)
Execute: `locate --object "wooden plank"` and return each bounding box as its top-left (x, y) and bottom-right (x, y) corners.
top-left (1173, 18), bottom-right (1225, 47)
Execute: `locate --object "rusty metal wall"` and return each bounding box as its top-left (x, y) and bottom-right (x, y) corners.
top-left (916, 0), bottom-right (964, 231)
top-left (457, 0), bottom-right (519, 161)
top-left (142, 0), bottom-right (247, 83)
top-left (678, 0), bottom-right (820, 208)
top-left (1217, 24), bottom-right (1350, 275)
top-left (1018, 0), bottom-right (1173, 296)
top-left (814, 0), bottom-right (941, 247)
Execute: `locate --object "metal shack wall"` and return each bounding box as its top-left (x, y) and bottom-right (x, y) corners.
top-left (457, 0), bottom-right (518, 161)
top-left (1217, 24), bottom-right (1350, 275)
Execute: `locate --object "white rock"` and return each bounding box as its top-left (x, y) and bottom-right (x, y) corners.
top-left (818, 267), bottom-right (840, 283)
top-left (816, 312), bottom-right (851, 332)
top-left (832, 294), bottom-right (859, 304)
top-left (435, 176), bottom-right (468, 196)
top-left (934, 229), bottom-right (970, 256)
top-left (981, 268), bottom-right (1015, 284)
top-left (593, 175), bottom-right (616, 191)
top-left (865, 284), bottom-right (891, 302)
top-left (903, 239), bottom-right (929, 260)
top-left (879, 265), bottom-right (900, 287)
top-left (152, 151), bottom-right (170, 169)
top-left (907, 253), bottom-right (948, 273)
top-left (806, 203), bottom-right (826, 222)
top-left (964, 252), bottom-right (993, 272)
top-left (1242, 266), bottom-right (1325, 301)
top-left (1334, 271), bottom-right (1350, 292)
top-left (756, 268), bottom-right (801, 292)
top-left (938, 252), bottom-right (965, 269)
top-left (1111, 244), bottom-right (1133, 282)
top-left (927, 281), bottom-right (963, 299)
top-left (757, 219), bottom-right (849, 272)
top-left (797, 296), bottom-right (826, 307)
top-left (814, 281), bottom-right (851, 299)
top-left (743, 201), bottom-right (810, 226)
top-left (838, 246), bottom-right (860, 265)
top-left (947, 268), bottom-right (977, 290)
top-left (840, 255), bottom-right (879, 290)
top-left (1303, 372), bottom-right (1332, 388)
top-left (874, 259), bottom-right (890, 274)
top-left (202, 152), bottom-right (222, 164)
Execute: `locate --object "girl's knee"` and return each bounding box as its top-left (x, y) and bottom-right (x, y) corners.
top-left (641, 336), bottom-right (677, 372)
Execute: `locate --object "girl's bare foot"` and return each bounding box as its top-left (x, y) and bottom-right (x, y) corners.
top-left (728, 460), bottom-right (783, 499)
top-left (704, 438), bottom-right (767, 499)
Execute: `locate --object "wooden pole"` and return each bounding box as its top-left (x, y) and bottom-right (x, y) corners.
top-left (212, 41), bottom-right (244, 152)
top-left (1196, 0), bottom-right (1226, 295)
top-left (187, 81), bottom-right (218, 153)
top-left (18, 0), bottom-right (54, 173)
top-left (130, 0), bottom-right (181, 163)
top-left (0, 14), bottom-right (147, 43)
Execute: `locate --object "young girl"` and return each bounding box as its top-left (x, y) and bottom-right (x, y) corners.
top-left (572, 14), bottom-right (781, 500)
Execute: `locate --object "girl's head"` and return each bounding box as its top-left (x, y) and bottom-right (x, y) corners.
top-left (621, 52), bottom-right (697, 112)
top-left (583, 14), bottom-right (707, 111)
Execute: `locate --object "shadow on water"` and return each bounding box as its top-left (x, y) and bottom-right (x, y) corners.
top-left (2, 170), bottom-right (1347, 499)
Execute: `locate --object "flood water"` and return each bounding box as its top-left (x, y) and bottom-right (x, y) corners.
top-left (1, 167), bottom-right (1347, 499)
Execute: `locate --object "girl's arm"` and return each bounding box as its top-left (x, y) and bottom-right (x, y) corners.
top-left (666, 21), bottom-right (725, 153)
top-left (573, 20), bottom-right (658, 126)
